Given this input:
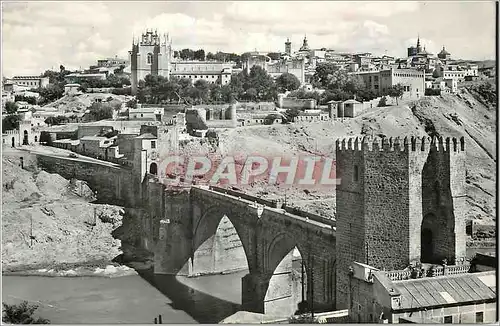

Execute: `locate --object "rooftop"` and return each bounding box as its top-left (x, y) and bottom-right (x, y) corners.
top-left (393, 271), bottom-right (496, 310)
top-left (135, 133), bottom-right (157, 139)
top-left (80, 136), bottom-right (108, 141)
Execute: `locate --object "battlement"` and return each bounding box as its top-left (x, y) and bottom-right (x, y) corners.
top-left (3, 130), bottom-right (19, 136)
top-left (335, 136), bottom-right (465, 153)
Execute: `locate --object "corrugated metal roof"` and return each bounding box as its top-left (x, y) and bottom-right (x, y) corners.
top-left (394, 271), bottom-right (496, 310)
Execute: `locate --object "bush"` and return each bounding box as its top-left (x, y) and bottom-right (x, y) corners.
top-left (425, 88), bottom-right (441, 96)
top-left (2, 301), bottom-right (50, 324)
top-left (111, 87), bottom-right (132, 96)
top-left (378, 96), bottom-right (387, 107)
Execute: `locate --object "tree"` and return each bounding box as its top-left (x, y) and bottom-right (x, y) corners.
top-left (194, 49), bottom-right (206, 61)
top-left (2, 301), bottom-right (50, 324)
top-left (38, 84), bottom-right (64, 104)
top-left (85, 102), bottom-right (115, 121)
top-left (276, 73), bottom-right (301, 92)
top-left (243, 88), bottom-right (258, 101)
top-left (313, 62), bottom-right (338, 87)
top-left (386, 83), bottom-right (405, 105)
top-left (5, 101), bottom-right (18, 114)
top-left (284, 107), bottom-right (301, 122)
top-left (126, 98), bottom-right (137, 109)
top-left (193, 79), bottom-right (210, 103)
top-left (180, 48), bottom-right (195, 60)
top-left (326, 69), bottom-right (349, 90)
top-left (378, 96), bottom-right (388, 107)
top-left (2, 114), bottom-right (21, 131)
top-left (344, 75), bottom-right (366, 94)
top-left (246, 65), bottom-right (277, 101)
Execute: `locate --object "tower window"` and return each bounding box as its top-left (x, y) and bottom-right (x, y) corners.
top-left (151, 141), bottom-right (156, 149)
top-left (476, 312), bottom-right (483, 323)
top-left (354, 165), bottom-right (359, 182)
top-left (147, 53), bottom-right (153, 65)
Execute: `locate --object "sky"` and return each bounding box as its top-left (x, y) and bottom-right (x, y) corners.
top-left (1, 1), bottom-right (497, 77)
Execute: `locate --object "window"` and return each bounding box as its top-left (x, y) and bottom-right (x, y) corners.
top-left (444, 316), bottom-right (452, 323)
top-left (141, 114), bottom-right (143, 117)
top-left (354, 165), bottom-right (359, 182)
top-left (476, 312), bottom-right (483, 323)
top-left (147, 53), bottom-right (153, 65)
top-left (151, 140), bottom-right (156, 149)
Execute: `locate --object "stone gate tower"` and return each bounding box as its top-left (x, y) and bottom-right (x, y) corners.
top-left (335, 136), bottom-right (467, 309)
top-left (129, 29), bottom-right (172, 95)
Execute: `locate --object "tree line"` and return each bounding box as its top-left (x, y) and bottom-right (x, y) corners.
top-left (136, 66), bottom-right (301, 105)
top-left (173, 49), bottom-right (242, 66)
top-left (285, 62), bottom-right (405, 105)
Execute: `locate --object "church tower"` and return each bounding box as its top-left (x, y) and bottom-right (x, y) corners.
top-left (129, 29), bottom-right (172, 95)
top-left (416, 35), bottom-right (423, 53)
top-left (285, 38), bottom-right (292, 55)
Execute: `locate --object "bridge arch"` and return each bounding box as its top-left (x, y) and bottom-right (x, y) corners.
top-left (191, 204), bottom-right (252, 276)
top-left (264, 232), bottom-right (309, 317)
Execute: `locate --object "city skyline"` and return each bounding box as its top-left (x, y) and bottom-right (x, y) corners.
top-left (2, 1), bottom-right (497, 77)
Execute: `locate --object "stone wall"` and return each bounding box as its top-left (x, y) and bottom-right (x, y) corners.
top-left (335, 136), bottom-right (467, 309)
top-left (35, 154), bottom-right (139, 207)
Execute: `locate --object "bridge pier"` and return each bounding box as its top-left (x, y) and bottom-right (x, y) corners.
top-left (241, 272), bottom-right (268, 313)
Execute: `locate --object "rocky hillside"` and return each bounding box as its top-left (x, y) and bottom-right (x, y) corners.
top-left (214, 81), bottom-right (496, 231)
top-left (2, 151), bottom-right (124, 272)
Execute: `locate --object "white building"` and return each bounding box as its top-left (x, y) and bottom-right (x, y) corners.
top-left (128, 104), bottom-right (164, 121)
top-left (7, 76), bottom-right (49, 88)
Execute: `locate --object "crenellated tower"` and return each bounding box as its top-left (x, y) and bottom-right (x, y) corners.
top-left (129, 29), bottom-right (173, 95)
top-left (335, 135), bottom-right (467, 309)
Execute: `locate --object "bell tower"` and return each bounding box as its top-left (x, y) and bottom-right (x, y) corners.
top-left (130, 29), bottom-right (172, 95)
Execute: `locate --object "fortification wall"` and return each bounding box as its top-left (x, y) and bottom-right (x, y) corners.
top-left (335, 135), bottom-right (467, 309)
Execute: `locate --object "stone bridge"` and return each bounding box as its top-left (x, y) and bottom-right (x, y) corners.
top-left (150, 184), bottom-right (337, 316)
top-left (33, 153), bottom-right (338, 316)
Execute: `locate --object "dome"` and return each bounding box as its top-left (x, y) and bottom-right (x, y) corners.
top-left (439, 47), bottom-right (450, 55)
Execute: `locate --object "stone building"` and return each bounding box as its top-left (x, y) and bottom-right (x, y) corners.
top-left (348, 261), bottom-right (496, 323)
top-left (7, 76), bottom-right (49, 89)
top-left (2, 120), bottom-right (40, 147)
top-left (170, 61), bottom-right (233, 85)
top-left (129, 29), bottom-right (173, 94)
top-left (267, 58), bottom-right (306, 84)
top-left (335, 136), bottom-right (467, 310)
top-left (352, 68), bottom-right (425, 99)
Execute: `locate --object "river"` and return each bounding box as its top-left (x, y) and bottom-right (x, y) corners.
top-left (2, 247), bottom-right (494, 324)
top-left (2, 269), bottom-right (249, 324)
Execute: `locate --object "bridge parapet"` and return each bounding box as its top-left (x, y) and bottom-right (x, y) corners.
top-left (208, 185), bottom-right (336, 227)
top-left (209, 185), bottom-right (282, 208)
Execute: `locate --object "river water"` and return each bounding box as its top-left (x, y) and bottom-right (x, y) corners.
top-left (2, 269), bottom-right (248, 324)
top-left (2, 247), bottom-right (494, 324)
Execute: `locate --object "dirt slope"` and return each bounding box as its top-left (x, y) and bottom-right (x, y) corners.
top-left (215, 85), bottom-right (496, 227)
top-left (2, 152), bottom-right (124, 272)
